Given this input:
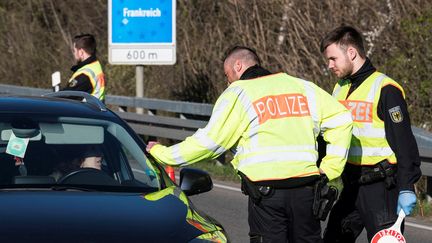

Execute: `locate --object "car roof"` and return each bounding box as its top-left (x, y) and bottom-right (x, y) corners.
top-left (0, 95), bottom-right (117, 120)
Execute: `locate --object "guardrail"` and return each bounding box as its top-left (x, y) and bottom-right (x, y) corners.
top-left (108, 94), bottom-right (211, 141)
top-left (1, 84), bottom-right (431, 177)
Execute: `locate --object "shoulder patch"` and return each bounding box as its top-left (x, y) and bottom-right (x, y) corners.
top-left (68, 79), bottom-right (78, 87)
top-left (388, 106), bottom-right (403, 123)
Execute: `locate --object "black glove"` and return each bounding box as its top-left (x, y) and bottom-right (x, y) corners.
top-left (313, 175), bottom-right (338, 221)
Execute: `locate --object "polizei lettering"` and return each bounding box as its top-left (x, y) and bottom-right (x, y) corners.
top-left (253, 94), bottom-right (310, 124)
top-left (340, 100), bottom-right (373, 123)
top-left (123, 8), bottom-right (162, 17)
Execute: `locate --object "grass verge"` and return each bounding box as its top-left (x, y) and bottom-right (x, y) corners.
top-left (185, 160), bottom-right (240, 183)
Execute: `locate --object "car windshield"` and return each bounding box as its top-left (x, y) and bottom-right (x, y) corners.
top-left (0, 115), bottom-right (162, 192)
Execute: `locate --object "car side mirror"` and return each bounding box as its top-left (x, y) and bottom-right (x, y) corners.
top-left (179, 168), bottom-right (213, 196)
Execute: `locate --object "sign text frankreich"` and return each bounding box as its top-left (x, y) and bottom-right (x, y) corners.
top-left (253, 94), bottom-right (310, 124)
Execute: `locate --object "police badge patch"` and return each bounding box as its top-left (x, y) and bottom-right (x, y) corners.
top-left (389, 106), bottom-right (403, 123)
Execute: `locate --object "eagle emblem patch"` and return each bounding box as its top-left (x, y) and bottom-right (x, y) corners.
top-left (389, 106), bottom-right (403, 123)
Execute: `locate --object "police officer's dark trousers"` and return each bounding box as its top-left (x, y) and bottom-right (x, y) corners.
top-left (323, 170), bottom-right (400, 242)
top-left (248, 186), bottom-right (322, 243)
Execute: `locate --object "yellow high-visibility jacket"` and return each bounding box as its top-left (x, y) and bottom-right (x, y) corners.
top-left (333, 71), bottom-right (404, 166)
top-left (150, 73), bottom-right (353, 181)
top-left (69, 60), bottom-right (106, 101)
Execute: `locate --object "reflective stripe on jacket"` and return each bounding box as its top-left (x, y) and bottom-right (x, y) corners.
top-left (333, 71), bottom-right (405, 166)
top-left (69, 60), bottom-right (106, 101)
top-left (151, 73), bottom-right (353, 181)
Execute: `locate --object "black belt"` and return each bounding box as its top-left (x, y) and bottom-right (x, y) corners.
top-left (254, 175), bottom-right (319, 189)
top-left (239, 173), bottom-right (319, 204)
top-left (344, 160), bottom-right (397, 188)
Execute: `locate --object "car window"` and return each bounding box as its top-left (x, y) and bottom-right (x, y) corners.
top-left (0, 116), bottom-right (161, 192)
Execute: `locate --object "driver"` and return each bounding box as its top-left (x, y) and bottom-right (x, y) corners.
top-left (51, 145), bottom-right (103, 180)
top-left (79, 152), bottom-right (103, 170)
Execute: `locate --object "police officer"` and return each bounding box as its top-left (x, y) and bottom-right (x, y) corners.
top-left (63, 34), bottom-right (106, 102)
top-left (320, 26), bottom-right (422, 242)
top-left (148, 46), bottom-right (353, 242)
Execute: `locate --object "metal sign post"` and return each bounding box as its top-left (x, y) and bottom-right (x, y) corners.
top-left (136, 65), bottom-right (144, 114)
top-left (108, 0), bottom-right (176, 113)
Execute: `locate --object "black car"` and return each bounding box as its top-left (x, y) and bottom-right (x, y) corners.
top-left (0, 91), bottom-right (228, 242)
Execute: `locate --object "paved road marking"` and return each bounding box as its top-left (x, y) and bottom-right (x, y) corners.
top-left (213, 183), bottom-right (242, 192)
top-left (132, 168), bottom-right (432, 232)
top-left (405, 222), bottom-right (432, 231)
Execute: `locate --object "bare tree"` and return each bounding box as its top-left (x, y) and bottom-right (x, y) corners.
top-left (0, 0), bottom-right (430, 129)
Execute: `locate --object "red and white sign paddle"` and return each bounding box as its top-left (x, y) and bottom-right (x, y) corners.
top-left (371, 210), bottom-right (406, 243)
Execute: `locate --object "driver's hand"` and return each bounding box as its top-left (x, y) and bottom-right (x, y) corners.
top-left (146, 141), bottom-right (159, 152)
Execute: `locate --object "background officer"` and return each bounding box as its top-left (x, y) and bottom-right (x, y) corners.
top-left (148, 46), bottom-right (353, 242)
top-left (62, 34), bottom-right (106, 102)
top-left (320, 26), bottom-right (422, 242)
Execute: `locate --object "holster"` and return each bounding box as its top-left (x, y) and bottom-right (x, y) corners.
top-left (238, 172), bottom-right (273, 204)
top-left (358, 160), bottom-right (396, 189)
top-left (313, 175), bottom-right (338, 221)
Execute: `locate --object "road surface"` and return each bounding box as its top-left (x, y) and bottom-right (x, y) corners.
top-left (190, 180), bottom-right (432, 243)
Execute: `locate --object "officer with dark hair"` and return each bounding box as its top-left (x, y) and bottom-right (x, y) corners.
top-left (148, 45), bottom-right (353, 242)
top-left (221, 46), bottom-right (271, 84)
top-left (320, 26), bottom-right (421, 242)
top-left (63, 34), bottom-right (106, 102)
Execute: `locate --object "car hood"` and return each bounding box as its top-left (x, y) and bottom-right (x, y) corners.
top-left (0, 188), bottom-right (212, 242)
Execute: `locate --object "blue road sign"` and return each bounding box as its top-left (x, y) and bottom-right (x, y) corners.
top-left (111, 0), bottom-right (173, 44)
top-left (109, 0), bottom-right (176, 65)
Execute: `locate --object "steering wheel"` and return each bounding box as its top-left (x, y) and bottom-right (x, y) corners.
top-left (57, 168), bottom-right (119, 186)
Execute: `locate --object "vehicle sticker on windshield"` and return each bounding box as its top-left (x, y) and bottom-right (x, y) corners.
top-left (6, 132), bottom-right (29, 158)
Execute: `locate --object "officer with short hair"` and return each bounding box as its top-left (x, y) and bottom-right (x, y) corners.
top-left (63, 34), bottom-right (106, 102)
top-left (148, 46), bottom-right (353, 242)
top-left (320, 26), bottom-right (421, 242)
